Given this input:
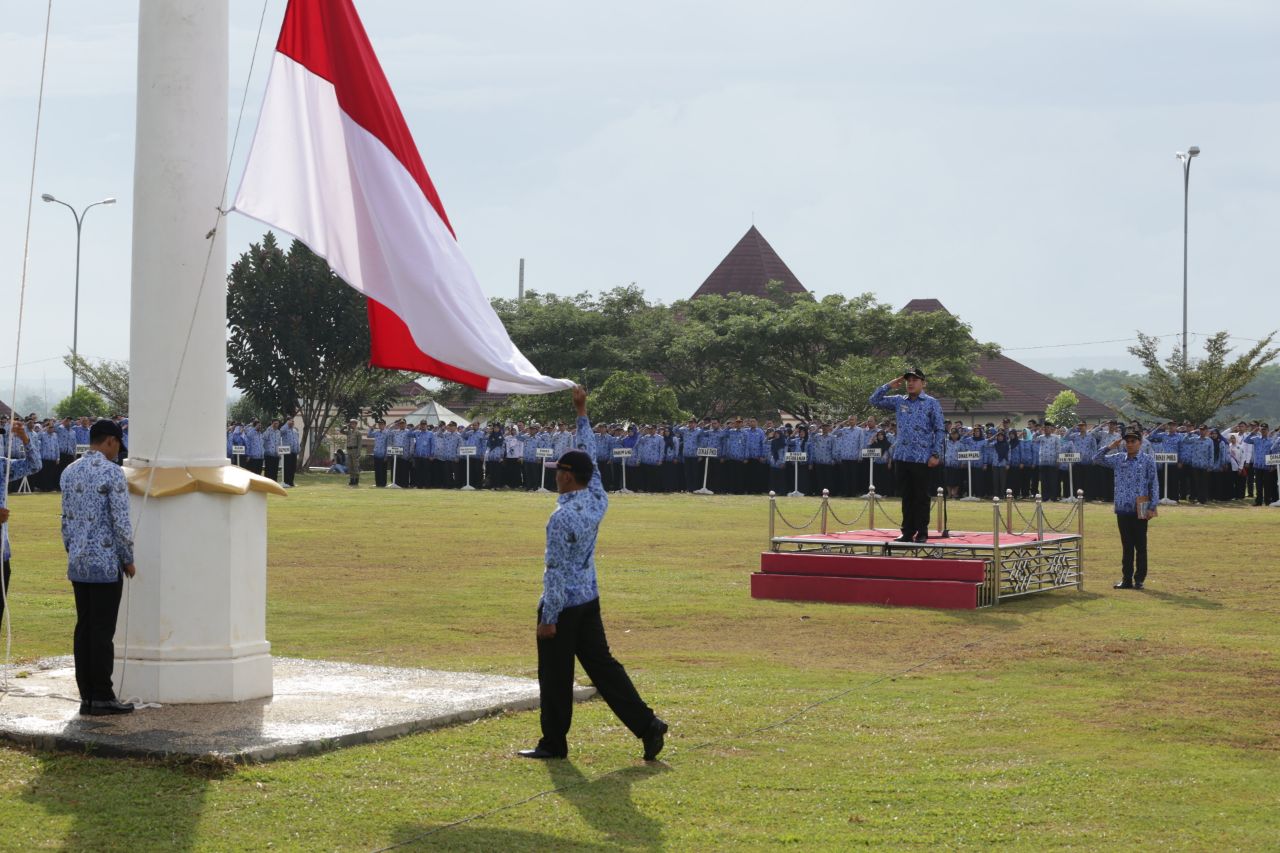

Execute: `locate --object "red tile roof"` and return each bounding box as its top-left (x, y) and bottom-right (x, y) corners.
top-left (692, 226), bottom-right (808, 299)
top-left (900, 300), bottom-right (1118, 420)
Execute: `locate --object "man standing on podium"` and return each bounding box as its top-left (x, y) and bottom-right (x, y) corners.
top-left (869, 368), bottom-right (944, 543)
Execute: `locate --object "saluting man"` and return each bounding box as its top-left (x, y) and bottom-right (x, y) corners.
top-left (869, 368), bottom-right (943, 543)
top-left (1093, 425), bottom-right (1160, 590)
top-left (279, 417), bottom-right (300, 488)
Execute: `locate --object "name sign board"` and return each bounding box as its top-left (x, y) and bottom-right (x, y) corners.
top-left (277, 445), bottom-right (292, 456)
top-left (957, 450), bottom-right (982, 462)
top-left (785, 452), bottom-right (808, 463)
top-left (1267, 454), bottom-right (1280, 467)
top-left (76, 443), bottom-right (90, 456)
top-left (612, 448), bottom-right (633, 458)
top-left (231, 445), bottom-right (247, 455)
top-left (860, 448), bottom-right (882, 459)
top-left (459, 446), bottom-right (477, 456)
top-left (388, 446), bottom-right (404, 456)
top-left (697, 447), bottom-right (719, 458)
top-left (1058, 452), bottom-right (1082, 463)
top-left (536, 448), bottom-right (555, 459)
top-left (1154, 453), bottom-right (1179, 464)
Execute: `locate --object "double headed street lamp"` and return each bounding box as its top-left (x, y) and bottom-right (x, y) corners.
top-left (1174, 146), bottom-right (1200, 364)
top-left (41, 193), bottom-right (116, 396)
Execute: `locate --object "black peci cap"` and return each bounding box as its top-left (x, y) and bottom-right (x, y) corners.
top-left (902, 367), bottom-right (926, 380)
top-left (89, 418), bottom-right (124, 443)
top-left (550, 449), bottom-right (593, 483)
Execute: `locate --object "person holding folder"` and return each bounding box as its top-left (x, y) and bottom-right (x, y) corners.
top-left (1093, 425), bottom-right (1160, 590)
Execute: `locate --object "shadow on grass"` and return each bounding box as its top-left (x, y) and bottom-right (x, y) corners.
top-left (388, 761), bottom-right (669, 851)
top-left (22, 752), bottom-right (211, 851)
top-left (1140, 588), bottom-right (1224, 609)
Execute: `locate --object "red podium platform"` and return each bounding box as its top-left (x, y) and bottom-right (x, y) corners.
top-left (752, 551), bottom-right (988, 610)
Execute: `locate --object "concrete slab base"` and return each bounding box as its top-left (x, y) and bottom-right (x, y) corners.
top-left (0, 656), bottom-right (595, 762)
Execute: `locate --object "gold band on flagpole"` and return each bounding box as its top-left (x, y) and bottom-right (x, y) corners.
top-left (125, 464), bottom-right (287, 498)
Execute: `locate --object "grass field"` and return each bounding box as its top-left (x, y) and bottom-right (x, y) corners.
top-left (0, 477), bottom-right (1277, 850)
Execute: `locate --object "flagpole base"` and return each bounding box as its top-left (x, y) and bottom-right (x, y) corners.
top-left (1159, 498), bottom-right (1178, 506)
top-left (460, 485), bottom-right (476, 491)
top-left (694, 488), bottom-right (714, 496)
top-left (959, 496), bottom-right (981, 502)
top-left (616, 488), bottom-right (633, 495)
top-left (787, 491), bottom-right (803, 498)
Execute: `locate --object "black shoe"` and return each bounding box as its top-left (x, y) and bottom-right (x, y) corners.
top-left (642, 717), bottom-right (668, 761)
top-left (1134, 581), bottom-right (1145, 590)
top-left (85, 699), bottom-right (134, 716)
top-left (517, 746), bottom-right (566, 760)
top-left (914, 534), bottom-right (929, 543)
top-left (78, 703), bottom-right (90, 716)
top-left (1113, 581), bottom-right (1134, 590)
top-left (893, 535), bottom-right (913, 543)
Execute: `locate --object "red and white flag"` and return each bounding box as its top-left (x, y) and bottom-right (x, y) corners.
top-left (232, 0), bottom-right (572, 395)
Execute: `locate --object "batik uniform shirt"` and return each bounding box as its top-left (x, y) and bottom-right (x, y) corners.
top-left (1093, 446), bottom-right (1160, 515)
top-left (387, 427), bottom-right (413, 456)
top-left (262, 427), bottom-right (281, 458)
top-left (721, 428), bottom-right (747, 461)
top-left (540, 415), bottom-right (606, 625)
top-left (280, 425), bottom-right (300, 454)
top-left (228, 429), bottom-right (247, 457)
top-left (485, 434), bottom-right (505, 463)
top-left (368, 428), bottom-right (387, 458)
top-left (1177, 433), bottom-right (1199, 465)
top-left (832, 426), bottom-right (864, 463)
top-left (1244, 433), bottom-right (1272, 467)
top-left (592, 431), bottom-right (613, 466)
top-left (868, 386), bottom-right (944, 463)
top-left (522, 431), bottom-right (542, 463)
top-left (60, 450), bottom-right (133, 583)
top-left (696, 428), bottom-right (724, 455)
top-left (664, 436), bottom-right (682, 463)
top-left (808, 432), bottom-right (835, 465)
top-left (57, 424), bottom-right (76, 456)
top-left (744, 427), bottom-right (767, 461)
top-left (39, 428), bottom-right (60, 461)
top-left (1033, 433), bottom-right (1062, 466)
top-left (1149, 429), bottom-right (1182, 458)
top-left (412, 430), bottom-right (435, 458)
top-left (548, 430), bottom-right (570, 459)
top-left (73, 424), bottom-right (90, 446)
top-left (1186, 436), bottom-right (1216, 469)
top-left (678, 427), bottom-right (701, 459)
top-left (635, 434), bottom-right (662, 465)
top-left (244, 426), bottom-right (264, 459)
top-left (434, 430), bottom-right (461, 462)
top-left (1, 435), bottom-right (43, 561)
top-left (506, 434), bottom-right (525, 460)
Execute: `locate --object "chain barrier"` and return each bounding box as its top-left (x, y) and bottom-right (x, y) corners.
top-left (826, 498), bottom-right (869, 529)
top-left (1043, 502), bottom-right (1079, 533)
top-left (872, 493), bottom-right (900, 527)
top-left (773, 502), bottom-right (825, 531)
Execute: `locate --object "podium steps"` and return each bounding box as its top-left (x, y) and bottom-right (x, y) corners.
top-left (751, 551), bottom-right (987, 610)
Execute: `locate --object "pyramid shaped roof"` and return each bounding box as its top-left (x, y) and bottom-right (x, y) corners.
top-left (692, 226), bottom-right (807, 299)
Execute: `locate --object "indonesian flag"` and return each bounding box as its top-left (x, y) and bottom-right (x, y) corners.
top-left (232, 0), bottom-right (572, 395)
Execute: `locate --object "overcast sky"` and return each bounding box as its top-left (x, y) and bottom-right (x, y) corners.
top-left (2, 1), bottom-right (1277, 408)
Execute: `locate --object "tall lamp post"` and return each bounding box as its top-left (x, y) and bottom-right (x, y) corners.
top-left (1174, 146), bottom-right (1200, 364)
top-left (40, 193), bottom-right (116, 396)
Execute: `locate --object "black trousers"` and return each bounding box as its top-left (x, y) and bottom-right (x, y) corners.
top-left (283, 453), bottom-right (297, 486)
top-left (896, 461), bottom-right (933, 540)
top-left (524, 461), bottom-right (543, 491)
top-left (0, 560), bottom-right (9, 625)
top-left (536, 598), bottom-right (654, 756)
top-left (1115, 514), bottom-right (1149, 584)
top-left (374, 457), bottom-right (387, 487)
top-left (264, 456), bottom-right (280, 482)
top-left (72, 577), bottom-right (124, 703)
top-left (1038, 465), bottom-right (1059, 500)
top-left (247, 457), bottom-right (264, 475)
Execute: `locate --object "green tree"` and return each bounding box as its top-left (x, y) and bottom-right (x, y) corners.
top-left (227, 232), bottom-right (414, 463)
top-left (1050, 368), bottom-right (1144, 416)
top-left (1044, 390), bottom-right (1079, 427)
top-left (590, 371), bottom-right (690, 424)
top-left (1126, 331), bottom-right (1280, 424)
top-left (1233, 364), bottom-right (1280, 423)
top-left (54, 387), bottom-right (108, 419)
top-left (63, 352), bottom-right (129, 414)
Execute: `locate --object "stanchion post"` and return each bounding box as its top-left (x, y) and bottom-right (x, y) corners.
top-left (785, 450), bottom-right (806, 498)
top-left (276, 445), bottom-right (290, 485)
top-left (1035, 492), bottom-right (1045, 541)
top-left (868, 486), bottom-right (877, 531)
top-left (459, 445), bottom-right (476, 491)
top-left (860, 447), bottom-right (881, 497)
top-left (820, 489), bottom-right (829, 534)
top-left (536, 447), bottom-right (554, 492)
top-left (768, 491), bottom-right (777, 550)
top-left (1076, 488), bottom-right (1085, 590)
top-left (991, 496), bottom-right (1002, 606)
top-left (694, 447), bottom-right (717, 495)
top-left (934, 486), bottom-right (943, 536)
top-left (388, 445), bottom-right (401, 488)
top-left (1005, 488), bottom-right (1013, 534)
top-left (613, 447), bottom-right (633, 494)
top-left (958, 450), bottom-right (981, 501)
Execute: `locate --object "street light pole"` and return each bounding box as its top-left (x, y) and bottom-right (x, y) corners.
top-left (41, 193), bottom-right (116, 396)
top-left (1174, 146), bottom-right (1200, 364)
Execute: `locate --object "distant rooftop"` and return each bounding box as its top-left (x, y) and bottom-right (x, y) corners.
top-left (692, 226), bottom-right (808, 299)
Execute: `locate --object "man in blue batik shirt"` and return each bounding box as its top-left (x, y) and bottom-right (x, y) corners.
top-left (519, 385), bottom-right (668, 762)
top-left (869, 368), bottom-right (944, 543)
top-left (2, 419), bottom-right (43, 627)
top-left (60, 419), bottom-right (137, 716)
top-left (279, 418), bottom-right (300, 488)
top-left (1094, 425), bottom-right (1160, 590)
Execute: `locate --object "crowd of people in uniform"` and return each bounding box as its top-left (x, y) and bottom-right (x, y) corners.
top-left (323, 414), bottom-right (1280, 506)
top-left (3, 414), bottom-right (130, 492)
top-left (225, 418), bottom-right (302, 486)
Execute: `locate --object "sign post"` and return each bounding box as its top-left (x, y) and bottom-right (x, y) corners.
top-left (695, 447), bottom-right (718, 495)
top-left (1154, 452), bottom-right (1179, 506)
top-left (957, 450), bottom-right (982, 501)
top-left (1268, 453), bottom-right (1280, 508)
top-left (387, 444), bottom-right (403, 488)
top-left (785, 451), bottom-right (807, 497)
top-left (231, 444), bottom-right (246, 469)
top-left (860, 447), bottom-right (881, 497)
top-left (276, 445), bottom-right (291, 485)
top-left (536, 447), bottom-right (554, 493)
top-left (1058, 452), bottom-right (1082, 502)
top-left (75, 443), bottom-right (90, 458)
top-left (612, 447), bottom-right (634, 494)
top-left (459, 445), bottom-right (477, 491)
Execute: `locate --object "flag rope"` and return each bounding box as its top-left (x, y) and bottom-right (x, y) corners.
top-left (0, 0), bottom-right (54, 704)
